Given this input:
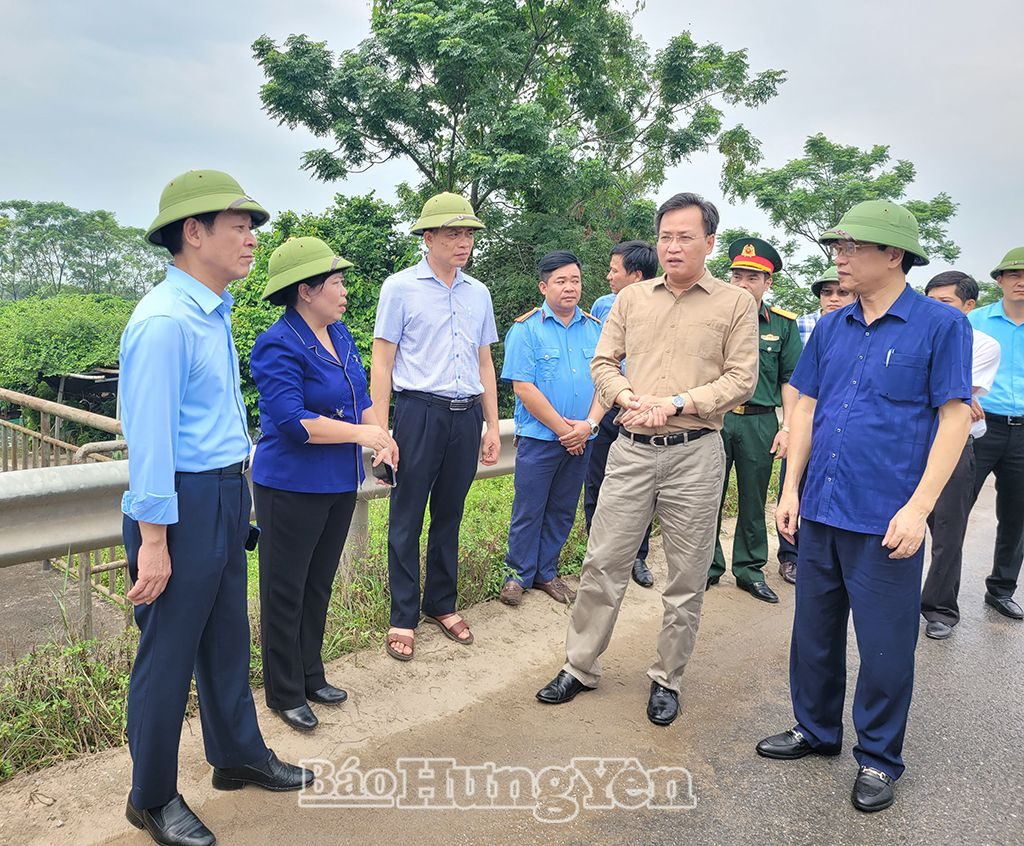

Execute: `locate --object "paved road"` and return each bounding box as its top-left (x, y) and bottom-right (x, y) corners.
top-left (4, 481), bottom-right (1022, 846)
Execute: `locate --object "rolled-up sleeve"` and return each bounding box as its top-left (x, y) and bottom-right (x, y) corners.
top-left (250, 333), bottom-right (319, 443)
top-left (688, 293), bottom-right (759, 417)
top-left (120, 316), bottom-right (186, 524)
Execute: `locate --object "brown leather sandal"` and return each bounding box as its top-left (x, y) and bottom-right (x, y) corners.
top-left (385, 631), bottom-right (414, 661)
top-left (422, 614), bottom-right (474, 645)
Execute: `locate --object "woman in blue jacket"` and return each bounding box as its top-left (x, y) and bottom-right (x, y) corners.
top-left (250, 237), bottom-right (398, 732)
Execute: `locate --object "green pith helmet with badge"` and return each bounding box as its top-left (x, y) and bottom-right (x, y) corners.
top-left (819, 200), bottom-right (929, 267)
top-left (262, 237), bottom-right (354, 301)
top-left (728, 236), bottom-right (783, 277)
top-left (410, 192), bottom-right (485, 236)
top-left (811, 265), bottom-right (840, 297)
top-left (991, 246), bottom-right (1024, 280)
top-left (146, 169), bottom-right (269, 247)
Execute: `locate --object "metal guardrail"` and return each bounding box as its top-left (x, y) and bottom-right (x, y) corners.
top-left (0, 419), bottom-right (518, 571)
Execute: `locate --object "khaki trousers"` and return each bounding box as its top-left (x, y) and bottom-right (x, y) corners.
top-left (563, 432), bottom-right (725, 692)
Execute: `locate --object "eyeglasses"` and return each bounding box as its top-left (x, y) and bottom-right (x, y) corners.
top-left (657, 234), bottom-right (703, 246)
top-left (827, 240), bottom-right (881, 258)
top-left (438, 228), bottom-right (476, 243)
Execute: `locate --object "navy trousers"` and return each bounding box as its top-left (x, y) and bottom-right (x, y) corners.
top-left (506, 437), bottom-right (592, 587)
top-left (123, 471), bottom-right (267, 810)
top-left (791, 519), bottom-right (923, 780)
top-left (775, 458), bottom-right (804, 565)
top-left (583, 407), bottom-right (651, 560)
top-left (387, 393), bottom-right (483, 628)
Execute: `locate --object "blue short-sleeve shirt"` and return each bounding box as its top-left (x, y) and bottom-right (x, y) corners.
top-left (968, 300), bottom-right (1024, 416)
top-left (373, 258), bottom-right (498, 398)
top-left (790, 285), bottom-right (972, 535)
top-left (250, 309), bottom-right (371, 493)
top-left (590, 293), bottom-right (616, 324)
top-left (501, 305), bottom-right (603, 441)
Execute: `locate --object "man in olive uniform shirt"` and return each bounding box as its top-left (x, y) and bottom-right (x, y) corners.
top-left (708, 237), bottom-right (802, 603)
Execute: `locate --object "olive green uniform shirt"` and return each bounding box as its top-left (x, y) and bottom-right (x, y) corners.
top-left (747, 304), bottom-right (803, 407)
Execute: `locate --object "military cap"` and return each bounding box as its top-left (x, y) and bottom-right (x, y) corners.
top-left (728, 236), bottom-right (783, 276)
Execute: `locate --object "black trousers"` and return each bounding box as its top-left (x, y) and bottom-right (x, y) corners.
top-left (583, 407), bottom-right (651, 560)
top-left (253, 484), bottom-right (356, 710)
top-left (971, 417), bottom-right (1024, 598)
top-left (921, 438), bottom-right (975, 625)
top-left (387, 392), bottom-right (483, 628)
top-left (124, 471), bottom-right (267, 810)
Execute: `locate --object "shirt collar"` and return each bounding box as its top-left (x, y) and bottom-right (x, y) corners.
top-left (847, 282), bottom-right (916, 326)
top-left (539, 305), bottom-right (583, 325)
top-left (281, 309), bottom-right (347, 363)
top-left (166, 264), bottom-right (232, 315)
top-left (652, 268), bottom-right (717, 294)
top-left (415, 256), bottom-right (465, 288)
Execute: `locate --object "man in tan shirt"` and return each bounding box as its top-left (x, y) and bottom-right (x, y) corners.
top-left (535, 192), bottom-right (759, 726)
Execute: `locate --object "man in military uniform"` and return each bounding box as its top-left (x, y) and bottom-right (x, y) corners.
top-left (500, 251), bottom-right (605, 606)
top-left (708, 237), bottom-right (802, 604)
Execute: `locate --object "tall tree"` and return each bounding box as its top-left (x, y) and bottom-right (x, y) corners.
top-left (720, 133), bottom-right (960, 284)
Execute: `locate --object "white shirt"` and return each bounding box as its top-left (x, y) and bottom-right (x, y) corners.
top-left (971, 328), bottom-right (1001, 439)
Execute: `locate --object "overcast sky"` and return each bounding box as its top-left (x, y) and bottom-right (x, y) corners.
top-left (2, 0), bottom-right (1021, 281)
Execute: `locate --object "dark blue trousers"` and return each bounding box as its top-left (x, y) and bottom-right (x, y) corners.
top-left (506, 437), bottom-right (592, 587)
top-left (123, 471), bottom-right (267, 810)
top-left (387, 393), bottom-right (483, 628)
top-left (583, 407), bottom-right (651, 560)
top-left (791, 519), bottom-right (923, 780)
top-left (776, 459), bottom-right (804, 565)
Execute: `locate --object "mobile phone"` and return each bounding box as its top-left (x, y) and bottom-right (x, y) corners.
top-left (245, 524), bottom-right (261, 551)
top-left (372, 461), bottom-right (396, 487)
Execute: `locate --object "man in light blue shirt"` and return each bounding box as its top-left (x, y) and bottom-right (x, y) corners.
top-left (583, 240), bottom-right (659, 588)
top-left (371, 192), bottom-right (500, 660)
top-left (966, 246), bottom-right (1024, 620)
top-left (499, 251), bottom-right (604, 607)
top-left (119, 171), bottom-right (309, 846)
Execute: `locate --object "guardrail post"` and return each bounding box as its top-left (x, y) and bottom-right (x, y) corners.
top-left (78, 552), bottom-right (95, 640)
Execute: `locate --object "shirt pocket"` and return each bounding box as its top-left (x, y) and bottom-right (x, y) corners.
top-left (682, 320), bottom-right (728, 359)
top-left (759, 337), bottom-right (780, 379)
top-left (879, 352), bottom-right (928, 402)
top-left (537, 347), bottom-right (562, 382)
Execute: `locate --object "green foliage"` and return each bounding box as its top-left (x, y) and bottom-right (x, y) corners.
top-left (976, 279), bottom-right (1003, 307)
top-left (0, 294), bottom-right (135, 390)
top-left (230, 193), bottom-right (419, 423)
top-left (721, 133), bottom-right (961, 289)
top-left (0, 200), bottom-right (165, 301)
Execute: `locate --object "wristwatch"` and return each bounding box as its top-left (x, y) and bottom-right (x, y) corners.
top-left (585, 418), bottom-right (599, 436)
top-left (671, 395), bottom-right (686, 416)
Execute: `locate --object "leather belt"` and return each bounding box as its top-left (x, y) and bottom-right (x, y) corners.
top-left (186, 457), bottom-right (251, 476)
top-left (985, 412), bottom-right (1024, 426)
top-left (730, 404), bottom-right (775, 416)
top-left (399, 390), bottom-right (482, 412)
top-left (619, 427), bottom-right (713, 446)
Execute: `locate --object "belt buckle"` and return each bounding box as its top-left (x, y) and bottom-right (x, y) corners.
top-left (1009, 416), bottom-right (1023, 426)
top-left (732, 405), bottom-right (745, 415)
top-left (651, 434), bottom-right (668, 446)
top-left (449, 398), bottom-right (470, 411)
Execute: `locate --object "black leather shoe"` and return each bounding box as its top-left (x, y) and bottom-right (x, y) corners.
top-left (646, 681), bottom-right (679, 726)
top-left (126, 793), bottom-right (215, 846)
top-left (756, 728), bottom-right (840, 760)
top-left (985, 592), bottom-right (1024, 620)
top-left (778, 560), bottom-right (797, 585)
top-left (307, 684), bottom-right (348, 705)
top-left (925, 620), bottom-right (954, 640)
top-left (851, 766), bottom-right (895, 812)
top-left (706, 576), bottom-right (720, 589)
top-left (741, 581), bottom-right (779, 604)
top-left (536, 670), bottom-right (595, 704)
top-left (212, 749), bottom-right (313, 792)
top-left (631, 558), bottom-right (654, 588)
top-left (272, 704), bottom-right (318, 732)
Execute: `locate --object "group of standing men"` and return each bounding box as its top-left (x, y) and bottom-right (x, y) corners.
top-left (115, 166), bottom-right (1023, 846)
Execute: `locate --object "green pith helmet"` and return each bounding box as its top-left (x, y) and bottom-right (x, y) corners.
top-left (262, 237), bottom-right (354, 301)
top-left (819, 200), bottom-right (929, 267)
top-left (146, 170), bottom-right (269, 247)
top-left (727, 236), bottom-right (783, 276)
top-left (410, 192), bottom-right (485, 235)
top-left (811, 265), bottom-right (840, 297)
top-left (991, 246), bottom-right (1024, 280)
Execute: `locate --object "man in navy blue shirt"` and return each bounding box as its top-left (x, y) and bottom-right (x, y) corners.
top-left (756, 201), bottom-right (972, 814)
top-left (120, 171), bottom-right (310, 846)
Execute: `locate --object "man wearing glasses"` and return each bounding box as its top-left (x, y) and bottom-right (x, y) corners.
top-left (371, 192), bottom-right (501, 661)
top-left (758, 201), bottom-right (972, 813)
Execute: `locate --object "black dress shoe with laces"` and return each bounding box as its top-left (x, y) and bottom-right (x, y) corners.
top-left (985, 592), bottom-right (1024, 620)
top-left (126, 793), bottom-right (215, 846)
top-left (631, 558), bottom-right (654, 588)
top-left (212, 749), bottom-right (313, 792)
top-left (307, 684), bottom-right (348, 705)
top-left (851, 766), bottom-right (895, 812)
top-left (536, 670), bottom-right (595, 704)
top-left (272, 704), bottom-right (318, 732)
top-left (741, 581), bottom-right (779, 604)
top-left (756, 728), bottom-right (840, 760)
top-left (646, 681), bottom-right (679, 726)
